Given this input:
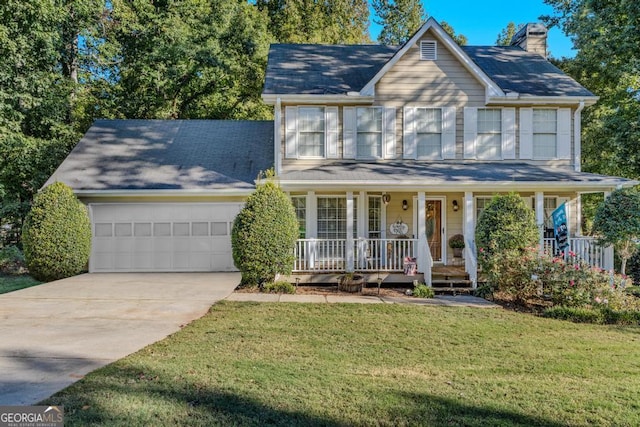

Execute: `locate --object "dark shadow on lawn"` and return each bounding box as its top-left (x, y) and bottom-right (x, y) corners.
top-left (42, 364), bottom-right (567, 427)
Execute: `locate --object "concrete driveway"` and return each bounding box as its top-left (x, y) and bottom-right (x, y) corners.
top-left (0, 272), bottom-right (239, 405)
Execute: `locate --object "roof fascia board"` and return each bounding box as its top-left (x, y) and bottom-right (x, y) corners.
top-left (74, 189), bottom-right (254, 198)
top-left (262, 94), bottom-right (374, 105)
top-left (360, 17), bottom-right (504, 99)
top-left (486, 96), bottom-right (599, 106)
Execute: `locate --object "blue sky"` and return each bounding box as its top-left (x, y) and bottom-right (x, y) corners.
top-left (369, 0), bottom-right (574, 58)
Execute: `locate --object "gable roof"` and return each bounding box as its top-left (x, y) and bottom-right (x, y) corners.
top-left (46, 119), bottom-right (274, 194)
top-left (263, 19), bottom-right (595, 101)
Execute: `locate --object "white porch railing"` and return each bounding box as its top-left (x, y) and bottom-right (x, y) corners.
top-left (543, 237), bottom-right (606, 269)
top-left (293, 238), bottom-right (417, 273)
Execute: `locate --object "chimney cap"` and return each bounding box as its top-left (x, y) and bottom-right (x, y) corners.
top-left (511, 23), bottom-right (548, 46)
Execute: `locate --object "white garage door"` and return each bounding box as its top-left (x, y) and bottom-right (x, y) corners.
top-left (90, 203), bottom-right (242, 272)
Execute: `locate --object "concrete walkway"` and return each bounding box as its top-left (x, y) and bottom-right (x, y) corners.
top-left (227, 292), bottom-right (500, 308)
top-left (0, 273), bottom-right (239, 405)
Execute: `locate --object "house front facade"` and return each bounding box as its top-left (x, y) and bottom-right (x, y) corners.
top-left (47, 19), bottom-right (636, 284)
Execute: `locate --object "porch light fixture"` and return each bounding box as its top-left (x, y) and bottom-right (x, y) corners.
top-left (452, 200), bottom-right (459, 212)
top-left (382, 194), bottom-right (391, 205)
top-left (402, 200), bottom-right (409, 211)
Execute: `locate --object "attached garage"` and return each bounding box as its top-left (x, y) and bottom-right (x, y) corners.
top-left (44, 119), bottom-right (274, 273)
top-left (90, 203), bottom-right (243, 272)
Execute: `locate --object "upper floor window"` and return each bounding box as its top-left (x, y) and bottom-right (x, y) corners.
top-left (533, 109), bottom-right (557, 159)
top-left (357, 107), bottom-right (383, 159)
top-left (476, 109), bottom-right (502, 160)
top-left (416, 108), bottom-right (442, 159)
top-left (297, 107), bottom-right (325, 158)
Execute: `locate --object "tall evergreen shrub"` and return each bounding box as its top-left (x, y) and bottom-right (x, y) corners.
top-left (22, 182), bottom-right (91, 281)
top-left (231, 173), bottom-right (298, 286)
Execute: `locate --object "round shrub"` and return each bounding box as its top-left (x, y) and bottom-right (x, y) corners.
top-left (475, 193), bottom-right (538, 256)
top-left (22, 182), bottom-right (91, 281)
top-left (231, 175), bottom-right (298, 286)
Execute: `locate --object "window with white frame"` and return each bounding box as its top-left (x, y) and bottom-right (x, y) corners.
top-left (476, 109), bottom-right (502, 160)
top-left (543, 197), bottom-right (557, 229)
top-left (368, 196), bottom-right (382, 239)
top-left (291, 196), bottom-right (306, 238)
top-left (475, 197), bottom-right (493, 221)
top-left (317, 197), bottom-right (358, 239)
top-left (533, 109), bottom-right (557, 159)
top-left (416, 108), bottom-right (442, 159)
top-left (298, 107), bottom-right (325, 157)
top-left (356, 107), bottom-right (383, 158)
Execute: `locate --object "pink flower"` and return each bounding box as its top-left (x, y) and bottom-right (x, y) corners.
top-left (569, 280), bottom-right (575, 287)
top-left (569, 251), bottom-right (576, 257)
top-left (574, 264), bottom-right (580, 270)
top-left (479, 247), bottom-right (484, 253)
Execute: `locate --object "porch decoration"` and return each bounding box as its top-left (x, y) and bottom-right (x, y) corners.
top-left (338, 272), bottom-right (365, 293)
top-left (389, 217), bottom-right (409, 236)
top-left (448, 234), bottom-right (465, 258)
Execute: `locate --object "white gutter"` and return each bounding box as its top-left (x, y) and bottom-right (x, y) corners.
top-left (274, 97), bottom-right (282, 174)
top-left (262, 94), bottom-right (374, 105)
top-left (74, 189), bottom-right (254, 198)
top-left (486, 96), bottom-right (598, 106)
top-left (574, 100), bottom-right (585, 172)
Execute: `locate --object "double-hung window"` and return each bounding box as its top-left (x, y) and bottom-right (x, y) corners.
top-left (317, 197), bottom-right (358, 239)
top-left (533, 109), bottom-right (557, 159)
top-left (298, 107), bottom-right (325, 158)
top-left (416, 108), bottom-right (442, 159)
top-left (291, 196), bottom-right (306, 238)
top-left (476, 109), bottom-right (502, 160)
top-left (356, 107), bottom-right (383, 159)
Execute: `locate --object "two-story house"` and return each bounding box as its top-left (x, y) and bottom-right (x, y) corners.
top-left (47, 19), bottom-right (636, 285)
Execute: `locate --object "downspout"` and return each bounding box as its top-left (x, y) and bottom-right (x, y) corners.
top-left (574, 100), bottom-right (585, 172)
top-left (274, 97), bottom-right (282, 175)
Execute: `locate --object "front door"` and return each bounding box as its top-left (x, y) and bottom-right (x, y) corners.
top-left (425, 199), bottom-right (443, 262)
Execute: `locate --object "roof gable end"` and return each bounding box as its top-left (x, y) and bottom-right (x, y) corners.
top-left (360, 17), bottom-right (504, 99)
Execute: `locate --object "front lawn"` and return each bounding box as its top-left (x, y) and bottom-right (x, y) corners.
top-left (44, 302), bottom-right (640, 426)
top-left (0, 274), bottom-right (41, 294)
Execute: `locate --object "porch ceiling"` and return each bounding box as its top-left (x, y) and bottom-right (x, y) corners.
top-left (278, 162), bottom-right (637, 192)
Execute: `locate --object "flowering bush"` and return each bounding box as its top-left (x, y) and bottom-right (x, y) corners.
top-left (481, 246), bottom-right (640, 312)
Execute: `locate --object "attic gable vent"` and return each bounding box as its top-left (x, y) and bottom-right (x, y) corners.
top-left (420, 41), bottom-right (437, 60)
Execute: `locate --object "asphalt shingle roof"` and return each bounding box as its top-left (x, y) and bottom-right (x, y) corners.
top-left (264, 44), bottom-right (594, 98)
top-left (46, 120), bottom-right (274, 191)
top-left (278, 162), bottom-right (632, 186)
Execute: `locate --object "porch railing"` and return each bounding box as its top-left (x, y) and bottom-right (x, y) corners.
top-left (542, 237), bottom-right (605, 270)
top-left (294, 238), bottom-right (417, 273)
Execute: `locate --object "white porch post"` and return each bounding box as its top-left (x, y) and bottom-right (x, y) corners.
top-left (417, 192), bottom-right (431, 285)
top-left (535, 191), bottom-right (545, 254)
top-left (357, 191), bottom-right (367, 269)
top-left (464, 191), bottom-right (477, 287)
top-left (306, 191), bottom-right (317, 270)
top-left (346, 192), bottom-right (354, 272)
top-left (603, 191), bottom-right (615, 271)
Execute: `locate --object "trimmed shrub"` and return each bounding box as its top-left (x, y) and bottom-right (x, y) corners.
top-left (22, 182), bottom-right (91, 282)
top-left (543, 306), bottom-right (606, 324)
top-left (413, 283), bottom-right (435, 298)
top-left (0, 245), bottom-right (26, 275)
top-left (231, 173), bottom-right (299, 286)
top-left (262, 280), bottom-right (296, 294)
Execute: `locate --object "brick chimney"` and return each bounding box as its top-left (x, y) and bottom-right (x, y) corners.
top-left (510, 23), bottom-right (548, 59)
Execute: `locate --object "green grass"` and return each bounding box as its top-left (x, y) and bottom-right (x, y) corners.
top-left (0, 274), bottom-right (41, 294)
top-left (44, 302), bottom-right (640, 426)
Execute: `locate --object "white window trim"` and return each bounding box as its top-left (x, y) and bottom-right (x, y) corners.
top-left (416, 107), bottom-right (443, 160)
top-left (476, 108), bottom-right (503, 160)
top-left (356, 106), bottom-right (384, 160)
top-left (285, 106), bottom-right (339, 160)
top-left (404, 106), bottom-right (455, 160)
top-left (316, 195), bottom-right (358, 239)
top-left (532, 108), bottom-right (558, 160)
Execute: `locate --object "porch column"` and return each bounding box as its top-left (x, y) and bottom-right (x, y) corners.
top-left (603, 191), bottom-right (615, 271)
top-left (346, 192), bottom-right (354, 272)
top-left (417, 192), bottom-right (432, 285)
top-left (306, 191), bottom-right (317, 270)
top-left (464, 191), bottom-right (477, 287)
top-left (357, 191), bottom-right (367, 269)
top-left (535, 191), bottom-right (545, 254)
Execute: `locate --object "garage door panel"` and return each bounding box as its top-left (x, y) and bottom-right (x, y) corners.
top-left (90, 203), bottom-right (241, 272)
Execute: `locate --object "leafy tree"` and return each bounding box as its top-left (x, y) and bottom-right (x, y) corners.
top-left (440, 21), bottom-right (467, 46)
top-left (231, 172), bottom-right (299, 286)
top-left (257, 0), bottom-right (370, 44)
top-left (496, 22), bottom-right (523, 46)
top-left (22, 182), bottom-right (91, 281)
top-left (372, 0), bottom-right (425, 45)
top-left (592, 188), bottom-right (640, 275)
top-left (542, 0), bottom-right (640, 179)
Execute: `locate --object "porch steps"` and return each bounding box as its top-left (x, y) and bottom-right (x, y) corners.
top-left (431, 270), bottom-right (472, 295)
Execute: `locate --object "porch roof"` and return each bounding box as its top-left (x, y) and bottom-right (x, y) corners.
top-left (278, 162), bottom-right (637, 192)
